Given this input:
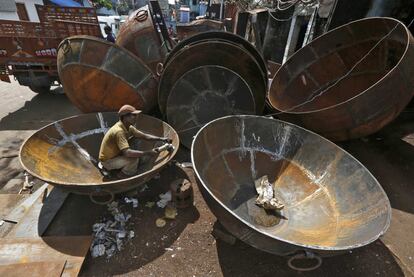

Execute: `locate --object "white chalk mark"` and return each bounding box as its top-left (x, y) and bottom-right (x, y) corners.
top-left (51, 123), bottom-right (98, 163)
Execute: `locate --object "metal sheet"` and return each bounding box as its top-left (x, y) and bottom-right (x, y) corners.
top-left (166, 65), bottom-right (255, 148)
top-left (57, 35), bottom-right (158, 113)
top-left (0, 261), bottom-right (65, 277)
top-left (268, 17), bottom-right (414, 141)
top-left (0, 236), bottom-right (92, 277)
top-left (6, 187), bottom-right (69, 238)
top-left (19, 113), bottom-right (179, 195)
top-left (191, 115), bottom-right (391, 256)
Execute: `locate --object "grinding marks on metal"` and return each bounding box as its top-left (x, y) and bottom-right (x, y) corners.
top-left (19, 113), bottom-right (180, 195)
top-left (166, 65), bottom-right (255, 148)
top-left (268, 17), bottom-right (414, 141)
top-left (57, 35), bottom-right (157, 113)
top-left (53, 122), bottom-right (97, 163)
top-left (191, 115), bottom-right (391, 256)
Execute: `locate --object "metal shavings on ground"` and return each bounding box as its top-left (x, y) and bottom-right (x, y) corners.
top-left (145, 201), bottom-right (155, 208)
top-left (124, 197), bottom-right (138, 208)
top-left (140, 184), bottom-right (149, 192)
top-left (164, 205), bottom-right (177, 219)
top-left (255, 175), bottom-right (284, 210)
top-left (90, 199), bottom-right (137, 258)
top-left (156, 218), bottom-right (167, 228)
top-left (157, 191), bottom-right (172, 208)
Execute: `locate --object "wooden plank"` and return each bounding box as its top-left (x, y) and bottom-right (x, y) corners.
top-left (6, 187), bottom-right (70, 238)
top-left (0, 261), bottom-right (65, 277)
top-left (0, 236), bottom-right (92, 277)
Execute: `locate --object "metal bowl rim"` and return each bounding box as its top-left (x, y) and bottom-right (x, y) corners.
top-left (19, 112), bottom-right (180, 187)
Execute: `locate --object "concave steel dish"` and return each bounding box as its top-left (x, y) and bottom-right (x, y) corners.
top-left (163, 31), bottom-right (267, 76)
top-left (166, 65), bottom-right (256, 148)
top-left (159, 40), bottom-right (266, 116)
top-left (57, 35), bottom-right (158, 113)
top-left (20, 113), bottom-right (179, 195)
top-left (116, 5), bottom-right (168, 74)
top-left (191, 115), bottom-right (391, 256)
top-left (268, 17), bottom-right (414, 141)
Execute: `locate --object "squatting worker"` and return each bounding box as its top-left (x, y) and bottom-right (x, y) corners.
top-left (99, 105), bottom-right (172, 177)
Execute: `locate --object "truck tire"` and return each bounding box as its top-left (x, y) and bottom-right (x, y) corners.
top-left (29, 85), bottom-right (50, 94)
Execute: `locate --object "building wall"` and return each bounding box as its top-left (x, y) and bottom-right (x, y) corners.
top-left (0, 0), bottom-right (44, 22)
top-left (22, 0), bottom-right (44, 22)
top-left (0, 0), bottom-right (18, 20)
top-left (0, 11), bottom-right (19, 21)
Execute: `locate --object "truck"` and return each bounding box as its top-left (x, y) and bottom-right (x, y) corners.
top-left (0, 4), bottom-right (102, 93)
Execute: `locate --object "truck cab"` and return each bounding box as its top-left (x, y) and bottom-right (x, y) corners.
top-left (0, 1), bottom-right (101, 93)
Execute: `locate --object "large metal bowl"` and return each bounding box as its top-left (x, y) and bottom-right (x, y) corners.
top-left (163, 31), bottom-right (267, 76)
top-left (20, 113), bottom-right (179, 195)
top-left (57, 35), bottom-right (158, 113)
top-left (268, 17), bottom-right (414, 141)
top-left (116, 5), bottom-right (168, 74)
top-left (191, 115), bottom-right (391, 256)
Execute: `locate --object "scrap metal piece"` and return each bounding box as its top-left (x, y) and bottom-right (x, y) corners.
top-left (254, 175), bottom-right (284, 211)
top-left (170, 178), bottom-right (193, 209)
top-left (155, 218), bottom-right (166, 227)
top-left (166, 65), bottom-right (255, 148)
top-left (19, 113), bottom-right (179, 195)
top-left (57, 35), bottom-right (158, 113)
top-left (191, 115), bottom-right (391, 256)
top-left (268, 17), bottom-right (414, 141)
top-left (176, 19), bottom-right (224, 41)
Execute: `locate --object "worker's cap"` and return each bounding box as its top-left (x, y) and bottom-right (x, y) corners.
top-left (118, 105), bottom-right (142, 117)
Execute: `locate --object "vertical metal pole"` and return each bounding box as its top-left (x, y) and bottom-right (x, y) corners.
top-left (220, 0), bottom-right (224, 20)
top-left (283, 11), bottom-right (297, 64)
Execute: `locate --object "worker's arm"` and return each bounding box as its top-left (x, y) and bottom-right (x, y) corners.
top-left (122, 148), bottom-right (158, 158)
top-left (130, 126), bottom-right (172, 143)
top-left (116, 131), bottom-right (159, 158)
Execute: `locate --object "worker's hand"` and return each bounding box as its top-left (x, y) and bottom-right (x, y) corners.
top-left (161, 137), bottom-right (172, 144)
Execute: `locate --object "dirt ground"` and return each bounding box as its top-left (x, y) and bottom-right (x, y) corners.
top-left (0, 80), bottom-right (413, 276)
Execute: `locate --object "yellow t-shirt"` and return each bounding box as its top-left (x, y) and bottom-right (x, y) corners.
top-left (99, 121), bottom-right (132, 161)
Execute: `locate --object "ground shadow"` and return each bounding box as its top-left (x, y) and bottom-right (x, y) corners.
top-left (216, 229), bottom-right (404, 276)
top-left (39, 163), bottom-right (200, 276)
top-left (341, 111), bottom-right (414, 214)
top-left (0, 89), bottom-right (80, 131)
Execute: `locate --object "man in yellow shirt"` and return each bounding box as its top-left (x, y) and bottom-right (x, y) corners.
top-left (99, 105), bottom-right (172, 178)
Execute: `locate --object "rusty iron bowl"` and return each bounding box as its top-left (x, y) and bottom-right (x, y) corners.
top-left (158, 40), bottom-right (267, 116)
top-left (57, 35), bottom-right (158, 113)
top-left (116, 5), bottom-right (168, 74)
top-left (166, 65), bottom-right (256, 148)
top-left (268, 17), bottom-right (414, 141)
top-left (163, 31), bottom-right (267, 76)
top-left (19, 113), bottom-right (179, 196)
top-left (191, 115), bottom-right (391, 257)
